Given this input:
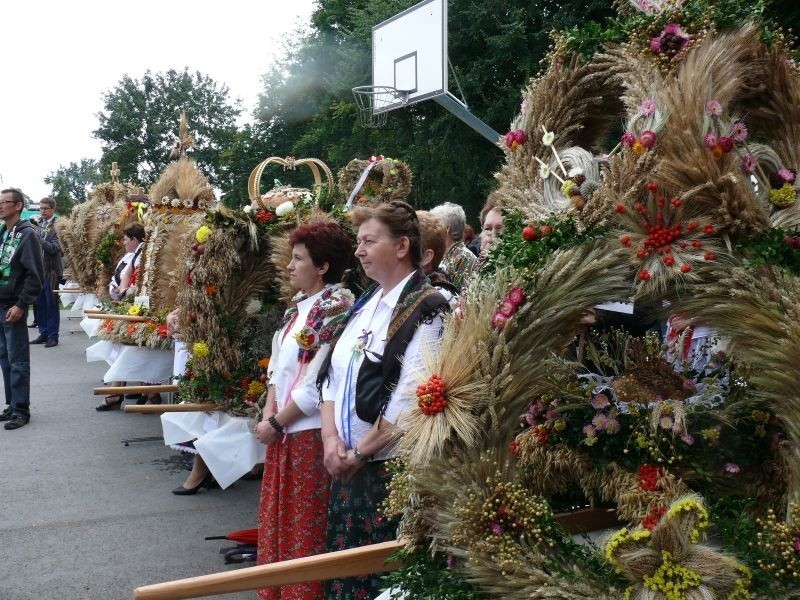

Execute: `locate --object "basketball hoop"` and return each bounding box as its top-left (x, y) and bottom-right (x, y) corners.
top-left (352, 86), bottom-right (408, 128)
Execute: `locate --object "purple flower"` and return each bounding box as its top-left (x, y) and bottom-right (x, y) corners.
top-left (719, 136), bottom-right (733, 153)
top-left (682, 378), bottom-right (697, 392)
top-left (491, 522), bottom-right (504, 536)
top-left (724, 462), bottom-right (740, 474)
top-left (446, 555), bottom-right (455, 568)
top-left (649, 37), bottom-right (662, 54)
top-left (582, 424), bottom-right (596, 437)
top-left (662, 22), bottom-right (684, 36)
top-left (544, 409), bottom-right (560, 421)
top-left (621, 131), bottom-right (636, 147)
top-left (659, 416), bottom-right (674, 430)
top-left (779, 168), bottom-right (795, 184)
top-left (706, 100), bottom-right (723, 117)
top-left (591, 393), bottom-right (610, 410)
top-left (703, 132), bottom-right (718, 149)
top-left (794, 537), bottom-right (800, 555)
top-left (730, 122), bottom-right (748, 142)
top-left (741, 154), bottom-right (756, 175)
top-left (681, 433), bottom-right (695, 446)
top-left (640, 98), bottom-right (656, 116)
top-left (525, 413), bottom-right (536, 426)
top-left (605, 417), bottom-right (620, 434)
top-left (592, 413), bottom-right (609, 430)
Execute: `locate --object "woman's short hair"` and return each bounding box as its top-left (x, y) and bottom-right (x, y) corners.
top-left (123, 223), bottom-right (146, 242)
top-left (416, 211), bottom-right (447, 268)
top-left (479, 192), bottom-right (501, 227)
top-left (430, 201), bottom-right (466, 241)
top-left (351, 201), bottom-right (423, 266)
top-left (289, 221), bottom-right (354, 284)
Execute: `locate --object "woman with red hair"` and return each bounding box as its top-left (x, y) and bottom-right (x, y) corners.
top-left (255, 221), bottom-right (354, 600)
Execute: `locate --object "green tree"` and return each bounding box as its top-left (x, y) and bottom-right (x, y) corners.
top-left (94, 68), bottom-right (241, 187)
top-left (222, 0), bottom-right (615, 222)
top-left (44, 158), bottom-right (103, 214)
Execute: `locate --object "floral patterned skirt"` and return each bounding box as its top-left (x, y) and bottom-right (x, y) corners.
top-left (257, 429), bottom-right (331, 600)
top-left (324, 461), bottom-right (396, 600)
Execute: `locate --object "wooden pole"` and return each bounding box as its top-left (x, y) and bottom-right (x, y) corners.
top-left (95, 385), bottom-right (179, 395)
top-left (83, 307), bottom-right (104, 314)
top-left (131, 509), bottom-right (619, 599)
top-left (53, 288), bottom-right (89, 293)
top-left (86, 314), bottom-right (147, 322)
top-left (133, 540), bottom-right (404, 600)
top-left (125, 404), bottom-right (218, 413)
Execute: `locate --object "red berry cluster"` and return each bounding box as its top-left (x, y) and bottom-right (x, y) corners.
top-left (522, 224), bottom-right (552, 241)
top-left (256, 209), bottom-right (275, 223)
top-left (784, 234), bottom-right (800, 249)
top-left (416, 374), bottom-right (447, 416)
top-left (638, 464), bottom-right (664, 492)
top-left (642, 505), bottom-right (668, 530)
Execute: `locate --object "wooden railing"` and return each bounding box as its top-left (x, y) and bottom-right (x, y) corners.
top-left (132, 508), bottom-right (618, 599)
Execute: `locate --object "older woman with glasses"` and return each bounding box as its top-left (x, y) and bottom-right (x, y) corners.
top-left (318, 201), bottom-right (450, 599)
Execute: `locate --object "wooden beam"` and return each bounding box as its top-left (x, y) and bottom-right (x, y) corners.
top-left (94, 385), bottom-right (179, 395)
top-left (132, 540), bottom-right (404, 600)
top-left (125, 404), bottom-right (218, 414)
top-left (83, 307), bottom-right (104, 313)
top-left (53, 288), bottom-right (89, 293)
top-left (86, 314), bottom-right (147, 322)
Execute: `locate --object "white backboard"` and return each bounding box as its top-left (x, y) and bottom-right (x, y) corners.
top-left (372, 0), bottom-right (447, 113)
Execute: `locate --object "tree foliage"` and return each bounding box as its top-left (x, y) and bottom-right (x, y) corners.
top-left (94, 68), bottom-right (241, 187)
top-left (218, 0), bottom-right (615, 221)
top-left (44, 158), bottom-right (103, 214)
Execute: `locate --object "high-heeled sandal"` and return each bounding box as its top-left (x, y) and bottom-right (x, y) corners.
top-left (172, 473), bottom-right (214, 496)
top-left (145, 393), bottom-right (162, 405)
top-left (95, 395), bottom-right (123, 411)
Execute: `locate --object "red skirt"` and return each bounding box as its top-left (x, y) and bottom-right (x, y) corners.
top-left (257, 429), bottom-right (331, 600)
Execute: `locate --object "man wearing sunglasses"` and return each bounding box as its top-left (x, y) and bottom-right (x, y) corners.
top-left (0, 189), bottom-right (43, 430)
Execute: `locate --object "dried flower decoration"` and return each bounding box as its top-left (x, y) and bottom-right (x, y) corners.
top-left (650, 22), bottom-right (690, 59)
top-left (504, 129), bottom-right (527, 150)
top-left (492, 286), bottom-right (526, 331)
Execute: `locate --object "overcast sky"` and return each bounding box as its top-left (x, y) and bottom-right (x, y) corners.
top-left (0, 0), bottom-right (317, 201)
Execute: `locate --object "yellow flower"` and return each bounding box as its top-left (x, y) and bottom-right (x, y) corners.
top-left (247, 381), bottom-right (266, 397)
top-left (193, 341), bottom-right (210, 358)
top-left (769, 183), bottom-right (797, 208)
top-left (127, 305), bottom-right (141, 316)
top-left (195, 225), bottom-right (213, 244)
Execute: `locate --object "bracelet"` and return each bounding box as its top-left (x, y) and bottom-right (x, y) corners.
top-left (353, 447), bottom-right (371, 463)
top-left (267, 415), bottom-right (284, 435)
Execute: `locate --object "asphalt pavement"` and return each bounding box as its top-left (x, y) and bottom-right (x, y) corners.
top-left (0, 310), bottom-right (261, 600)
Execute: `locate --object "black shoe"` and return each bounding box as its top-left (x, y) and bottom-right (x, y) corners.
top-left (27, 322), bottom-right (38, 328)
top-left (0, 406), bottom-right (12, 421)
top-left (30, 335), bottom-right (47, 344)
top-left (4, 414), bottom-right (29, 430)
top-left (172, 474), bottom-right (214, 496)
top-left (44, 338), bottom-right (58, 348)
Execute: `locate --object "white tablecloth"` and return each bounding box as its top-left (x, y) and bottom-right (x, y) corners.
top-left (86, 341), bottom-right (173, 383)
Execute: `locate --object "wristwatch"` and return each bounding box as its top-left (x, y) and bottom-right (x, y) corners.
top-left (353, 447), bottom-right (370, 463)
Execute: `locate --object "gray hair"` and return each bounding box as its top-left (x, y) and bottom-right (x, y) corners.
top-left (430, 202), bottom-right (466, 241)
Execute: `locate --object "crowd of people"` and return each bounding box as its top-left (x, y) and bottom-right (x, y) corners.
top-left (0, 186), bottom-right (495, 598)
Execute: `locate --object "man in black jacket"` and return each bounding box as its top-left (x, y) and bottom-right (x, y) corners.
top-left (30, 197), bottom-right (62, 347)
top-left (0, 189), bottom-right (43, 430)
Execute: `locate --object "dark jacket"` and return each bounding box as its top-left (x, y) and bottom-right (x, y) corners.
top-left (0, 219), bottom-right (44, 309)
top-left (37, 217), bottom-right (63, 286)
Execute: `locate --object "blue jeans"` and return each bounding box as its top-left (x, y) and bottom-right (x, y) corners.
top-left (36, 287), bottom-right (60, 341)
top-left (0, 307), bottom-right (31, 417)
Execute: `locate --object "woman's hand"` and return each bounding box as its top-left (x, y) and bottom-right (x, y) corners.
top-left (338, 449), bottom-right (366, 482)
top-left (323, 435), bottom-right (350, 478)
top-left (255, 418), bottom-right (282, 446)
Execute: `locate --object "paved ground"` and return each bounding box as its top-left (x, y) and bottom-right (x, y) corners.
top-left (0, 310), bottom-right (261, 600)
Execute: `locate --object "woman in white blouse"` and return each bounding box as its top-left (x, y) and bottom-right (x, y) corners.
top-left (318, 201), bottom-right (449, 599)
top-left (254, 221), bottom-right (354, 600)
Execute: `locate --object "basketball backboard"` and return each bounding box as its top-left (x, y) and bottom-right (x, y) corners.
top-left (371, 0), bottom-right (447, 113)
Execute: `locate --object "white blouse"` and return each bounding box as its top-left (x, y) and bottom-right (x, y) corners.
top-left (269, 285), bottom-right (341, 434)
top-left (323, 272), bottom-right (445, 460)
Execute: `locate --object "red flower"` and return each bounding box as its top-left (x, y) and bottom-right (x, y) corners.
top-left (614, 203), bottom-right (627, 214)
top-left (703, 224), bottom-right (714, 235)
top-left (638, 269), bottom-right (651, 281)
top-left (256, 210), bottom-right (274, 223)
top-left (619, 235), bottom-right (632, 247)
top-left (704, 251), bottom-right (716, 261)
top-left (509, 440), bottom-right (521, 457)
top-left (681, 264), bottom-right (692, 273)
top-left (646, 182), bottom-right (658, 193)
top-left (670, 197), bottom-right (682, 208)
top-left (205, 284), bottom-right (218, 295)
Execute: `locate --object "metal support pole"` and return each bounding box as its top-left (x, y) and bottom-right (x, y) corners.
top-left (433, 92), bottom-right (502, 146)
